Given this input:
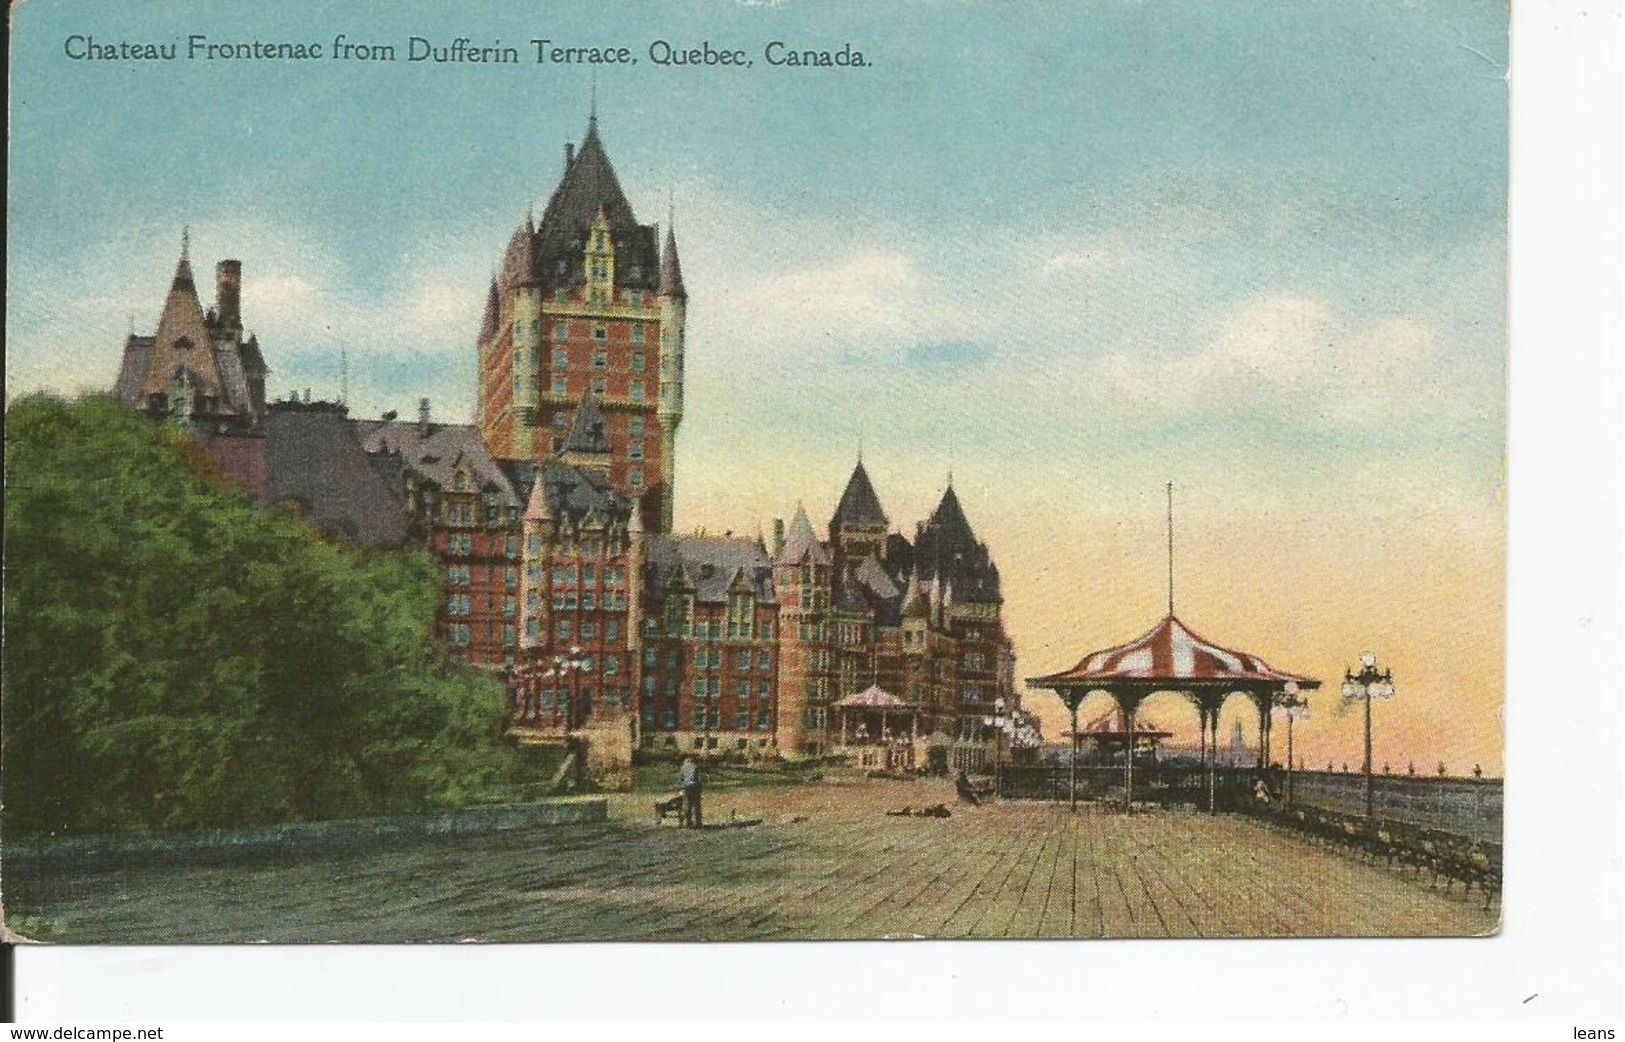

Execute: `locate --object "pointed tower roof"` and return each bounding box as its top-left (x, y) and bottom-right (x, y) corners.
top-left (143, 233), bottom-right (223, 401)
top-left (539, 116), bottom-right (638, 249)
top-left (777, 503), bottom-right (832, 567)
top-left (561, 390), bottom-right (610, 456)
top-left (832, 461), bottom-right (887, 530)
top-left (524, 468), bottom-right (554, 523)
top-left (659, 226), bottom-right (687, 300)
top-left (480, 278), bottom-right (501, 340)
top-left (927, 484), bottom-right (978, 549)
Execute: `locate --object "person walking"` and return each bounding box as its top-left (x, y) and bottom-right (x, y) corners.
top-left (678, 756), bottom-right (703, 828)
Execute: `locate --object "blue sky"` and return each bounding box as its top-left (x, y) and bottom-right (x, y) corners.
top-left (7, 0), bottom-right (1510, 765)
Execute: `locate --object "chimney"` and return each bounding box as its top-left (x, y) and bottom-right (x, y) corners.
top-left (565, 142), bottom-right (575, 168)
top-left (216, 260), bottom-right (242, 330)
top-left (772, 518), bottom-right (785, 558)
top-left (418, 397), bottom-right (431, 437)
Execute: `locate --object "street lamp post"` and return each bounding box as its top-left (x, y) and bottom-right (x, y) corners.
top-left (984, 696), bottom-right (1008, 800)
top-left (1340, 651), bottom-right (1396, 819)
top-left (554, 644), bottom-right (588, 731)
top-left (1273, 681), bottom-right (1310, 806)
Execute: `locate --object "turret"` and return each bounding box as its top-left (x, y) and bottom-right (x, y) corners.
top-left (657, 225), bottom-right (687, 532)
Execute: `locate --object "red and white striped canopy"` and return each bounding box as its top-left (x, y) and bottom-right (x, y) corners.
top-left (1031, 615), bottom-right (1320, 691)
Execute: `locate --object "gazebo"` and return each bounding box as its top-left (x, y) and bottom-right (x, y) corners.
top-left (1078, 705), bottom-right (1173, 764)
top-left (834, 685), bottom-right (920, 771)
top-left (1031, 613), bottom-right (1319, 812)
top-left (1028, 484), bottom-right (1319, 812)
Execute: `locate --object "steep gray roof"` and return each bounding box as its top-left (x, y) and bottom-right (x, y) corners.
top-left (504, 459), bottom-right (629, 527)
top-left (535, 118), bottom-right (661, 294)
top-left (832, 461), bottom-right (887, 529)
top-left (355, 417), bottom-right (520, 507)
top-left (647, 535), bottom-right (778, 605)
top-left (913, 485), bottom-right (1001, 604)
top-left (115, 336), bottom-right (156, 404)
top-left (264, 407), bottom-right (409, 547)
top-left (660, 227), bottom-right (686, 300)
top-left (562, 391), bottom-right (610, 455)
top-left (776, 504), bottom-right (832, 567)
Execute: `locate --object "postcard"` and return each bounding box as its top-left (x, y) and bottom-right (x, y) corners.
top-left (3, 0), bottom-right (1507, 944)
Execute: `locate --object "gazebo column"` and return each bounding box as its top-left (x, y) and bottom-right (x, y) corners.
top-left (1121, 693), bottom-right (1142, 814)
top-left (1255, 693), bottom-right (1270, 769)
top-left (1208, 705), bottom-right (1222, 814)
top-left (1062, 689), bottom-right (1086, 812)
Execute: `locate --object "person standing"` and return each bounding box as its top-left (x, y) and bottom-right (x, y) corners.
top-left (678, 756), bottom-right (703, 828)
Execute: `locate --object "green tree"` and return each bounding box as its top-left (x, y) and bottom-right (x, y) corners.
top-left (3, 395), bottom-right (527, 836)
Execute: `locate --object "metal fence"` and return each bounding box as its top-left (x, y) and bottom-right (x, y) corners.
top-left (995, 763), bottom-right (1502, 842)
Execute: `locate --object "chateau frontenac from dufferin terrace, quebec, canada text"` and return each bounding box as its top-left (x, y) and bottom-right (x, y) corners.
top-left (3, 0), bottom-right (1521, 954)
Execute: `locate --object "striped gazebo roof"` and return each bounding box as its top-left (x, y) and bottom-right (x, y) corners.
top-left (1030, 615), bottom-right (1320, 691)
top-left (836, 684), bottom-right (911, 709)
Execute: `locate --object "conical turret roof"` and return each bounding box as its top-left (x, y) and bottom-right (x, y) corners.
top-left (540, 117), bottom-right (638, 252)
top-left (776, 504), bottom-right (832, 567)
top-left (481, 278), bottom-right (500, 340)
top-left (144, 235), bottom-right (223, 401)
top-left (832, 461), bottom-right (887, 530)
top-left (660, 227), bottom-right (687, 300)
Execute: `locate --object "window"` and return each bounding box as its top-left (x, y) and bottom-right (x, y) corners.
top-left (759, 650), bottom-right (772, 670)
top-left (630, 441), bottom-right (644, 461)
top-left (581, 621), bottom-right (595, 640)
top-left (606, 619), bottom-right (619, 640)
top-left (553, 323), bottom-right (568, 343)
top-left (630, 417), bottom-right (645, 438)
top-left (759, 681), bottom-right (771, 700)
top-left (643, 708), bottom-right (656, 729)
top-left (553, 377), bottom-right (568, 396)
top-left (593, 324), bottom-right (607, 342)
top-left (632, 326), bottom-right (646, 345)
top-left (709, 678), bottom-right (721, 700)
top-left (505, 536), bottom-right (519, 558)
top-left (630, 383), bottom-right (645, 402)
top-left (737, 709), bottom-right (751, 731)
top-left (503, 598), bottom-right (517, 618)
top-left (693, 681), bottom-right (706, 701)
top-left (644, 649), bottom-right (657, 667)
top-left (583, 593), bottom-right (596, 611)
top-left (692, 707), bottom-right (707, 729)
top-left (594, 348), bottom-right (607, 369)
top-left (696, 648), bottom-right (708, 669)
top-left (758, 710), bottom-right (771, 731)
top-left (554, 414), bottom-right (568, 434)
top-left (629, 470), bottom-right (643, 489)
top-left (556, 620), bottom-right (571, 639)
top-left (503, 625), bottom-right (517, 646)
top-left (592, 378), bottom-right (606, 397)
top-left (631, 352), bottom-right (645, 373)
top-left (737, 681), bottom-right (750, 700)
top-left (506, 568), bottom-right (519, 589)
top-left (605, 655), bottom-right (619, 676)
top-left (665, 710), bottom-right (677, 729)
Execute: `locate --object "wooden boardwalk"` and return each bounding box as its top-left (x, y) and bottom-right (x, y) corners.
top-left (5, 778), bottom-right (1499, 943)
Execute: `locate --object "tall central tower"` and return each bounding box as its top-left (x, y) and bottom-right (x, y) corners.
top-left (477, 114), bottom-right (686, 532)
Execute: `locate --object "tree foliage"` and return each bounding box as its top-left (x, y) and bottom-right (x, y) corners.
top-left (3, 395), bottom-right (528, 836)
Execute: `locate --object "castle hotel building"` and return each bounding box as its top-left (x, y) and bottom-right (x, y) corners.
top-left (112, 114), bottom-right (1018, 760)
